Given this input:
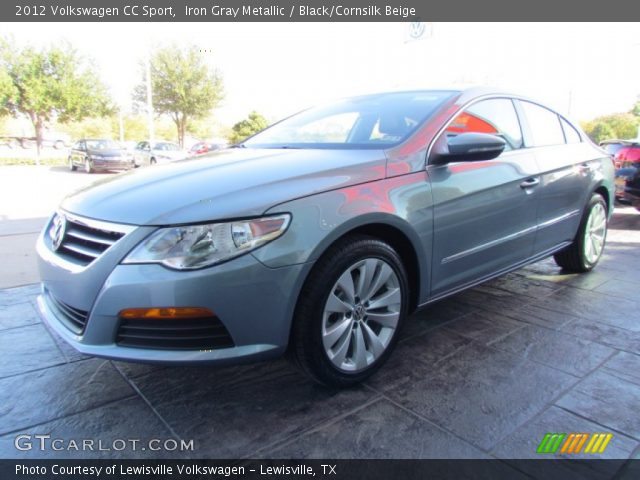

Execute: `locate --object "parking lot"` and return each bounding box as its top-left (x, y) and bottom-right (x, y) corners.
top-left (0, 166), bottom-right (639, 468)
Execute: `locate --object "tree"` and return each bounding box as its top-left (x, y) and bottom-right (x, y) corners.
top-left (581, 112), bottom-right (638, 144)
top-left (0, 38), bottom-right (112, 162)
top-left (135, 45), bottom-right (224, 147)
top-left (229, 111), bottom-right (269, 144)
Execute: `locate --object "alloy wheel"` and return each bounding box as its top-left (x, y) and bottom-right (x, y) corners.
top-left (583, 202), bottom-right (606, 264)
top-left (321, 257), bottom-right (402, 372)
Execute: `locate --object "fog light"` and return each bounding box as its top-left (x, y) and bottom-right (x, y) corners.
top-left (118, 307), bottom-right (214, 319)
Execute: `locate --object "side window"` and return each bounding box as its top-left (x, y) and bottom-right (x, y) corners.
top-left (72, 141), bottom-right (82, 150)
top-left (521, 101), bottom-right (565, 147)
top-left (560, 118), bottom-right (581, 144)
top-left (445, 98), bottom-right (523, 151)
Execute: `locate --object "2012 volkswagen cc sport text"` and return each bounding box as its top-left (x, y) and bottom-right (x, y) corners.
top-left (36, 88), bottom-right (614, 386)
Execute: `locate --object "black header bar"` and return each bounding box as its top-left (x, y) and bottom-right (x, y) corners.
top-left (3, 0), bottom-right (640, 21)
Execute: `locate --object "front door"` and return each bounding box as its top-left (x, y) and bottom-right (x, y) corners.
top-left (429, 97), bottom-right (540, 297)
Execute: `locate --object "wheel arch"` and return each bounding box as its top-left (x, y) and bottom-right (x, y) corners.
top-left (593, 184), bottom-right (611, 215)
top-left (284, 215), bottom-right (426, 358)
top-left (301, 214), bottom-right (427, 315)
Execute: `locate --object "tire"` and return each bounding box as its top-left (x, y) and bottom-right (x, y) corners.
top-left (69, 156), bottom-right (77, 171)
top-left (150, 157), bottom-right (157, 165)
top-left (554, 193), bottom-right (608, 273)
top-left (84, 158), bottom-right (94, 174)
top-left (290, 235), bottom-right (409, 387)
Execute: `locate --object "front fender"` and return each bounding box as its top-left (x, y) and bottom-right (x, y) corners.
top-left (252, 172), bottom-right (433, 302)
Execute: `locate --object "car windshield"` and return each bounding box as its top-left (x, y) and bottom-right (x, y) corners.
top-left (243, 91), bottom-right (456, 149)
top-left (85, 140), bottom-right (123, 150)
top-left (155, 143), bottom-right (180, 151)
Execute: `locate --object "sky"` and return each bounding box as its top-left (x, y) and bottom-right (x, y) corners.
top-left (2, 22), bottom-right (639, 128)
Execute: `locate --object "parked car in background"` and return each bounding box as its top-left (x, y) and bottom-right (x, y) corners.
top-left (600, 139), bottom-right (629, 165)
top-left (36, 88), bottom-right (614, 387)
top-left (1, 134), bottom-right (70, 150)
top-left (619, 161), bottom-right (640, 210)
top-left (133, 141), bottom-right (187, 166)
top-left (68, 139), bottom-right (135, 173)
top-left (608, 141), bottom-right (640, 201)
top-left (189, 141), bottom-right (226, 157)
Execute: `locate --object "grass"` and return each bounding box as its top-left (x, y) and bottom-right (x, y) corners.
top-left (0, 157), bottom-right (67, 166)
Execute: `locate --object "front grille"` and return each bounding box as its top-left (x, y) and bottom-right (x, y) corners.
top-left (116, 317), bottom-right (235, 350)
top-left (50, 214), bottom-right (126, 267)
top-left (45, 291), bottom-right (89, 334)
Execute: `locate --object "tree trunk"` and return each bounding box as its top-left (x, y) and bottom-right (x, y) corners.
top-left (28, 112), bottom-right (42, 167)
top-left (178, 116), bottom-right (186, 148)
top-left (35, 116), bottom-right (43, 165)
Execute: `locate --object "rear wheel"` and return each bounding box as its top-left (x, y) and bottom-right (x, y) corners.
top-left (554, 193), bottom-right (608, 272)
top-left (290, 235), bottom-right (408, 387)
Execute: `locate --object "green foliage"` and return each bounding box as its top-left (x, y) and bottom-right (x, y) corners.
top-left (0, 37), bottom-right (112, 158)
top-left (0, 66), bottom-right (18, 117)
top-left (134, 44), bottom-right (224, 147)
top-left (582, 112), bottom-right (639, 144)
top-left (229, 111), bottom-right (269, 144)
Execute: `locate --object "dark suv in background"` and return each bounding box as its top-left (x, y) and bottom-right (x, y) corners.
top-left (603, 140), bottom-right (640, 203)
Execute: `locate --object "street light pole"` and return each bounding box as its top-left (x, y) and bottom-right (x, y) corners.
top-left (118, 107), bottom-right (124, 142)
top-left (145, 51), bottom-right (155, 145)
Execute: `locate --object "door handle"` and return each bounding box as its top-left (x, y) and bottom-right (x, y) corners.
top-left (520, 177), bottom-right (540, 189)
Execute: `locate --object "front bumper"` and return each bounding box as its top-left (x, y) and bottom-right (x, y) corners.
top-left (92, 159), bottom-right (134, 171)
top-left (36, 215), bottom-right (311, 365)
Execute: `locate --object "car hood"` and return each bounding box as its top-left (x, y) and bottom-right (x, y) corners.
top-left (61, 148), bottom-right (387, 225)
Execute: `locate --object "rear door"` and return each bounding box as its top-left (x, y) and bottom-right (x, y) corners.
top-left (517, 101), bottom-right (592, 255)
top-left (429, 97), bottom-right (540, 297)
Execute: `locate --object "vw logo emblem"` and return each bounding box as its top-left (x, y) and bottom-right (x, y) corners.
top-left (409, 22), bottom-right (426, 40)
top-left (51, 214), bottom-right (67, 251)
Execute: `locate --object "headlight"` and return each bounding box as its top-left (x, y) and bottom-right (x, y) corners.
top-left (122, 214), bottom-right (290, 270)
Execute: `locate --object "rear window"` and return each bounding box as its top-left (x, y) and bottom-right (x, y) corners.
top-left (521, 101), bottom-right (565, 147)
top-left (560, 118), bottom-right (581, 144)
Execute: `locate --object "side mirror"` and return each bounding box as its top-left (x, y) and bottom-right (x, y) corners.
top-left (432, 132), bottom-right (506, 164)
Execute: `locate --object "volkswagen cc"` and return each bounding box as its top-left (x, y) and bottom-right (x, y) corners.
top-left (36, 88), bottom-right (614, 386)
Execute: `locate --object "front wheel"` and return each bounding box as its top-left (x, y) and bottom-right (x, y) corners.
top-left (84, 158), bottom-right (94, 174)
top-left (290, 235), bottom-right (408, 387)
top-left (68, 156), bottom-right (77, 171)
top-left (554, 193), bottom-right (608, 272)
